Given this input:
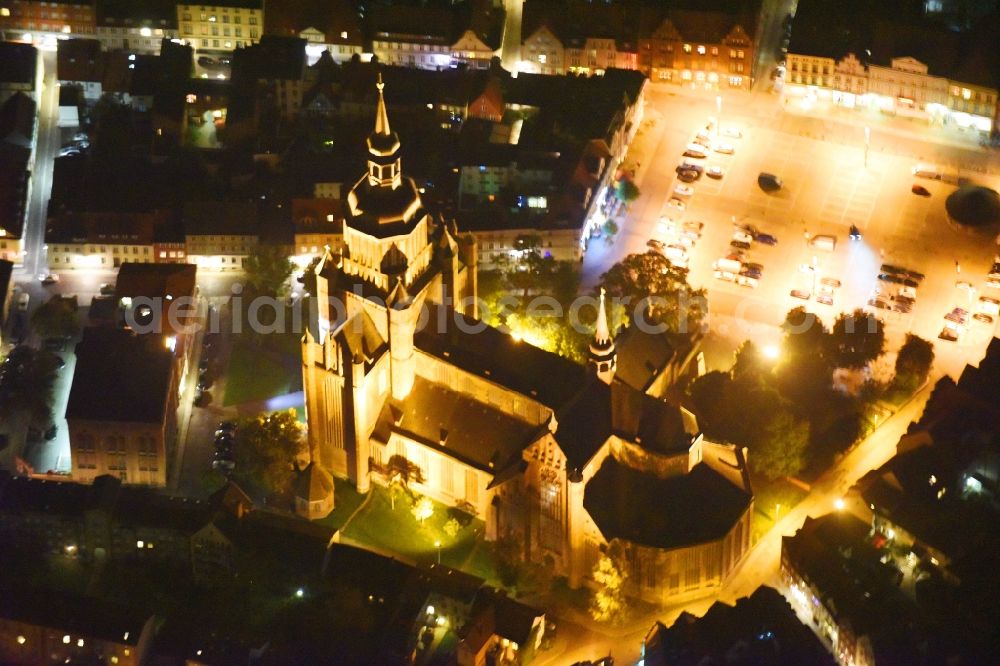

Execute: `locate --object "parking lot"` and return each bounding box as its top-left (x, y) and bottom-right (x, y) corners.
top-left (586, 84), bottom-right (1000, 378)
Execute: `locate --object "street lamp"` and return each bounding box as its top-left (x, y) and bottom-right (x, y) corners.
top-left (434, 540), bottom-right (442, 564)
top-left (864, 126), bottom-right (870, 168)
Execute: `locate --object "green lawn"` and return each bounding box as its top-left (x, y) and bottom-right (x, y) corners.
top-left (751, 476), bottom-right (809, 542)
top-left (315, 477), bottom-right (367, 531)
top-left (340, 485), bottom-right (485, 571)
top-left (224, 337), bottom-right (302, 406)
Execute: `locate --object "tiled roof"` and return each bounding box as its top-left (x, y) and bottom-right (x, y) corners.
top-left (0, 42), bottom-right (37, 87)
top-left (115, 262), bottom-right (197, 300)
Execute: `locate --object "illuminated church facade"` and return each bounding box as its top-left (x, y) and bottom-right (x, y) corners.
top-left (302, 77), bottom-right (753, 605)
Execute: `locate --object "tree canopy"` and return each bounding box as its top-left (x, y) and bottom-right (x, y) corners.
top-left (0, 347), bottom-right (60, 426)
top-left (244, 244), bottom-right (295, 298)
top-left (749, 410), bottom-right (810, 481)
top-left (894, 334), bottom-right (934, 391)
top-left (234, 410), bottom-right (303, 493)
top-left (830, 309), bottom-right (886, 369)
top-left (30, 296), bottom-right (80, 340)
top-left (601, 251), bottom-right (706, 335)
top-left (614, 178), bottom-right (640, 204)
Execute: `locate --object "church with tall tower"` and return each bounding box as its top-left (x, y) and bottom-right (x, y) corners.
top-left (302, 76), bottom-right (754, 606)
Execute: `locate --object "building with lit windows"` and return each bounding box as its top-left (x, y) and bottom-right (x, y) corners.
top-left (302, 78), bottom-right (751, 606)
top-left (292, 197), bottom-right (344, 265)
top-left (263, 0), bottom-right (363, 65)
top-left (175, 0), bottom-right (262, 55)
top-left (0, 0), bottom-right (96, 40)
top-left (520, 25), bottom-right (564, 75)
top-left (66, 328), bottom-right (177, 487)
top-left (638, 10), bottom-right (756, 90)
top-left (182, 200), bottom-right (258, 271)
top-left (46, 210), bottom-right (166, 270)
top-left (94, 0), bottom-right (177, 54)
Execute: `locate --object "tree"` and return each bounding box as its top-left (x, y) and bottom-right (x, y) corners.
top-left (830, 309), bottom-right (886, 369)
top-left (601, 251), bottom-right (706, 334)
top-left (0, 347), bottom-right (60, 426)
top-left (749, 409), bottom-right (810, 481)
top-left (233, 410), bottom-right (303, 493)
top-left (614, 178), bottom-right (640, 204)
top-left (732, 340), bottom-right (766, 384)
top-left (30, 296), bottom-right (79, 340)
top-left (894, 334), bottom-right (934, 391)
top-left (781, 306), bottom-right (830, 359)
top-left (590, 552), bottom-right (627, 624)
top-left (244, 244), bottom-right (295, 298)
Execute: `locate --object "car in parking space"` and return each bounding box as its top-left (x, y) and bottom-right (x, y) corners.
top-left (680, 227), bottom-right (701, 241)
top-left (683, 144), bottom-right (708, 159)
top-left (868, 298), bottom-right (892, 311)
top-left (956, 280), bottom-right (974, 292)
top-left (667, 198), bottom-right (686, 212)
top-left (816, 294), bottom-right (834, 306)
top-left (713, 142), bottom-right (735, 155)
top-left (820, 277), bottom-right (842, 289)
top-left (898, 286), bottom-right (917, 300)
top-left (673, 234), bottom-right (695, 249)
top-left (879, 263), bottom-right (907, 275)
top-left (755, 233), bottom-right (778, 246)
top-left (72, 132), bottom-right (88, 142)
top-left (216, 421), bottom-right (237, 437)
top-left (743, 261), bottom-right (763, 272)
top-left (677, 169), bottom-right (699, 183)
top-left (978, 295), bottom-right (1000, 315)
top-left (677, 162), bottom-right (704, 175)
top-left (674, 183), bottom-right (694, 198)
top-left (736, 275), bottom-right (758, 288)
top-left (38, 273), bottom-right (59, 285)
top-left (730, 239), bottom-right (751, 250)
top-left (722, 127), bottom-right (743, 139)
top-left (693, 134), bottom-right (712, 148)
top-left (683, 221), bottom-right (704, 233)
top-left (987, 277), bottom-right (1000, 289)
top-left (732, 230), bottom-right (753, 244)
top-left (99, 283), bottom-right (115, 295)
top-left (707, 165), bottom-right (724, 179)
top-left (647, 238), bottom-right (666, 252)
top-left (939, 324), bottom-right (959, 341)
top-left (739, 266), bottom-right (762, 279)
top-left (911, 184), bottom-right (931, 197)
top-left (945, 308), bottom-right (969, 325)
top-left (878, 273), bottom-right (919, 288)
top-left (973, 313), bottom-right (994, 324)
top-left (790, 289), bottom-right (811, 300)
top-left (714, 269), bottom-right (737, 282)
top-left (57, 146), bottom-right (80, 157)
top-left (734, 223), bottom-right (758, 238)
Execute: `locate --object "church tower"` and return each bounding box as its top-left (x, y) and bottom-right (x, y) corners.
top-left (589, 288), bottom-right (616, 383)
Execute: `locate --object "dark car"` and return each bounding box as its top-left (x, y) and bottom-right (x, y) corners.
top-left (212, 448), bottom-right (235, 472)
top-left (878, 273), bottom-right (918, 288)
top-left (904, 269), bottom-right (925, 281)
top-left (217, 421), bottom-right (237, 435)
top-left (849, 225), bottom-right (862, 240)
top-left (44, 425), bottom-right (58, 441)
top-left (911, 184), bottom-right (931, 196)
top-left (740, 267), bottom-right (762, 279)
top-left (730, 240), bottom-right (752, 250)
top-left (676, 162), bottom-right (704, 175)
top-left (99, 283), bottom-right (115, 295)
top-left (880, 263), bottom-right (907, 275)
top-left (868, 298), bottom-right (892, 311)
top-left (197, 377), bottom-right (213, 391)
top-left (677, 169), bottom-right (699, 183)
top-left (755, 233), bottom-right (778, 245)
top-left (758, 172), bottom-right (782, 192)
top-left (974, 313), bottom-right (994, 324)
top-left (939, 326), bottom-right (959, 341)
top-left (816, 294), bottom-right (834, 305)
top-left (790, 289), bottom-right (811, 300)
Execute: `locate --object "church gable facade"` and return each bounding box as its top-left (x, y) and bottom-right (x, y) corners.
top-left (301, 78), bottom-right (753, 606)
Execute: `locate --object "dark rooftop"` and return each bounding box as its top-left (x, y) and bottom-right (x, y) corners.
top-left (66, 328), bottom-right (174, 424)
top-left (115, 262), bottom-right (197, 301)
top-left (182, 200), bottom-right (259, 236)
top-left (96, 0), bottom-right (177, 27)
top-left (645, 586), bottom-right (834, 666)
top-left (414, 304), bottom-right (589, 411)
top-left (0, 42), bottom-right (37, 88)
top-left (372, 375), bottom-right (540, 474)
top-left (584, 456), bottom-right (751, 549)
top-left (0, 585), bottom-right (151, 646)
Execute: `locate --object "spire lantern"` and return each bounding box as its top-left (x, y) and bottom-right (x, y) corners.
top-left (589, 288), bottom-right (616, 384)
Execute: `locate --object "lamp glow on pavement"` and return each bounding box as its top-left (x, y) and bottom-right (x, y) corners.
top-left (762, 344), bottom-right (780, 360)
top-left (834, 498), bottom-right (846, 511)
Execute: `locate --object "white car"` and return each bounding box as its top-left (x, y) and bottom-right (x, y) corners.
top-left (706, 165), bottom-right (724, 179)
top-left (736, 275), bottom-right (758, 288)
top-left (666, 198), bottom-right (686, 212)
top-left (683, 143), bottom-right (708, 158)
top-left (714, 270), bottom-right (737, 282)
top-left (58, 147), bottom-right (80, 157)
top-left (683, 220), bottom-right (704, 233)
top-left (674, 235), bottom-right (695, 249)
top-left (657, 216), bottom-right (676, 234)
top-left (722, 127), bottom-right (743, 139)
top-left (680, 228), bottom-right (701, 241)
top-left (979, 296), bottom-right (1000, 316)
top-left (673, 183), bottom-right (694, 198)
top-left (713, 142), bottom-right (735, 154)
top-left (987, 277), bottom-right (1000, 289)
top-left (664, 244), bottom-right (688, 261)
top-left (899, 286), bottom-right (917, 299)
top-left (732, 231), bottom-right (753, 244)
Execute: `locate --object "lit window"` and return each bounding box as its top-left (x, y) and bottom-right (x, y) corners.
top-left (683, 44), bottom-right (692, 53)
top-left (697, 45), bottom-right (705, 55)
top-left (136, 540), bottom-right (144, 548)
top-left (538, 53), bottom-right (546, 64)
top-left (0, 9), bottom-right (10, 18)
top-left (962, 88), bottom-right (971, 100)
top-left (340, 31), bottom-right (348, 39)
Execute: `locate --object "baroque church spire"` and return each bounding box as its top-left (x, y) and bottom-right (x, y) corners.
top-left (589, 288), bottom-right (616, 383)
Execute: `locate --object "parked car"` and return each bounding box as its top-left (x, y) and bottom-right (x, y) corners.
top-left (978, 296), bottom-right (1000, 316)
top-left (683, 221), bottom-right (704, 233)
top-left (676, 162), bottom-right (704, 175)
top-left (739, 266), bottom-right (762, 279)
top-left (683, 144), bottom-right (708, 159)
top-left (938, 325), bottom-right (959, 341)
top-left (730, 239), bottom-right (751, 250)
top-left (732, 231), bottom-right (753, 244)
top-left (99, 283), bottom-right (115, 295)
top-left (790, 289), bottom-right (811, 300)
top-left (673, 183), bottom-right (694, 198)
top-left (713, 270), bottom-right (737, 282)
top-left (666, 198), bottom-right (686, 212)
top-left (973, 313), bottom-right (994, 324)
top-left (736, 275), bottom-right (758, 288)
top-left (956, 280), bottom-right (974, 291)
top-left (706, 165), bottom-right (724, 179)
top-left (820, 277), bottom-right (842, 288)
top-left (713, 142), bottom-right (735, 154)
top-left (758, 172), bottom-right (782, 192)
top-left (734, 223), bottom-right (758, 238)
top-left (647, 239), bottom-right (666, 251)
top-left (911, 184), bottom-right (931, 196)
top-left (816, 294), bottom-right (834, 306)
top-left (849, 224), bottom-right (862, 240)
top-left (868, 298), bottom-right (892, 311)
top-left (755, 233), bottom-right (778, 246)
top-left (677, 169), bottom-right (699, 183)
top-left (722, 127), bottom-right (743, 139)
top-left (38, 273), bottom-right (59, 284)
top-left (57, 146), bottom-right (80, 157)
